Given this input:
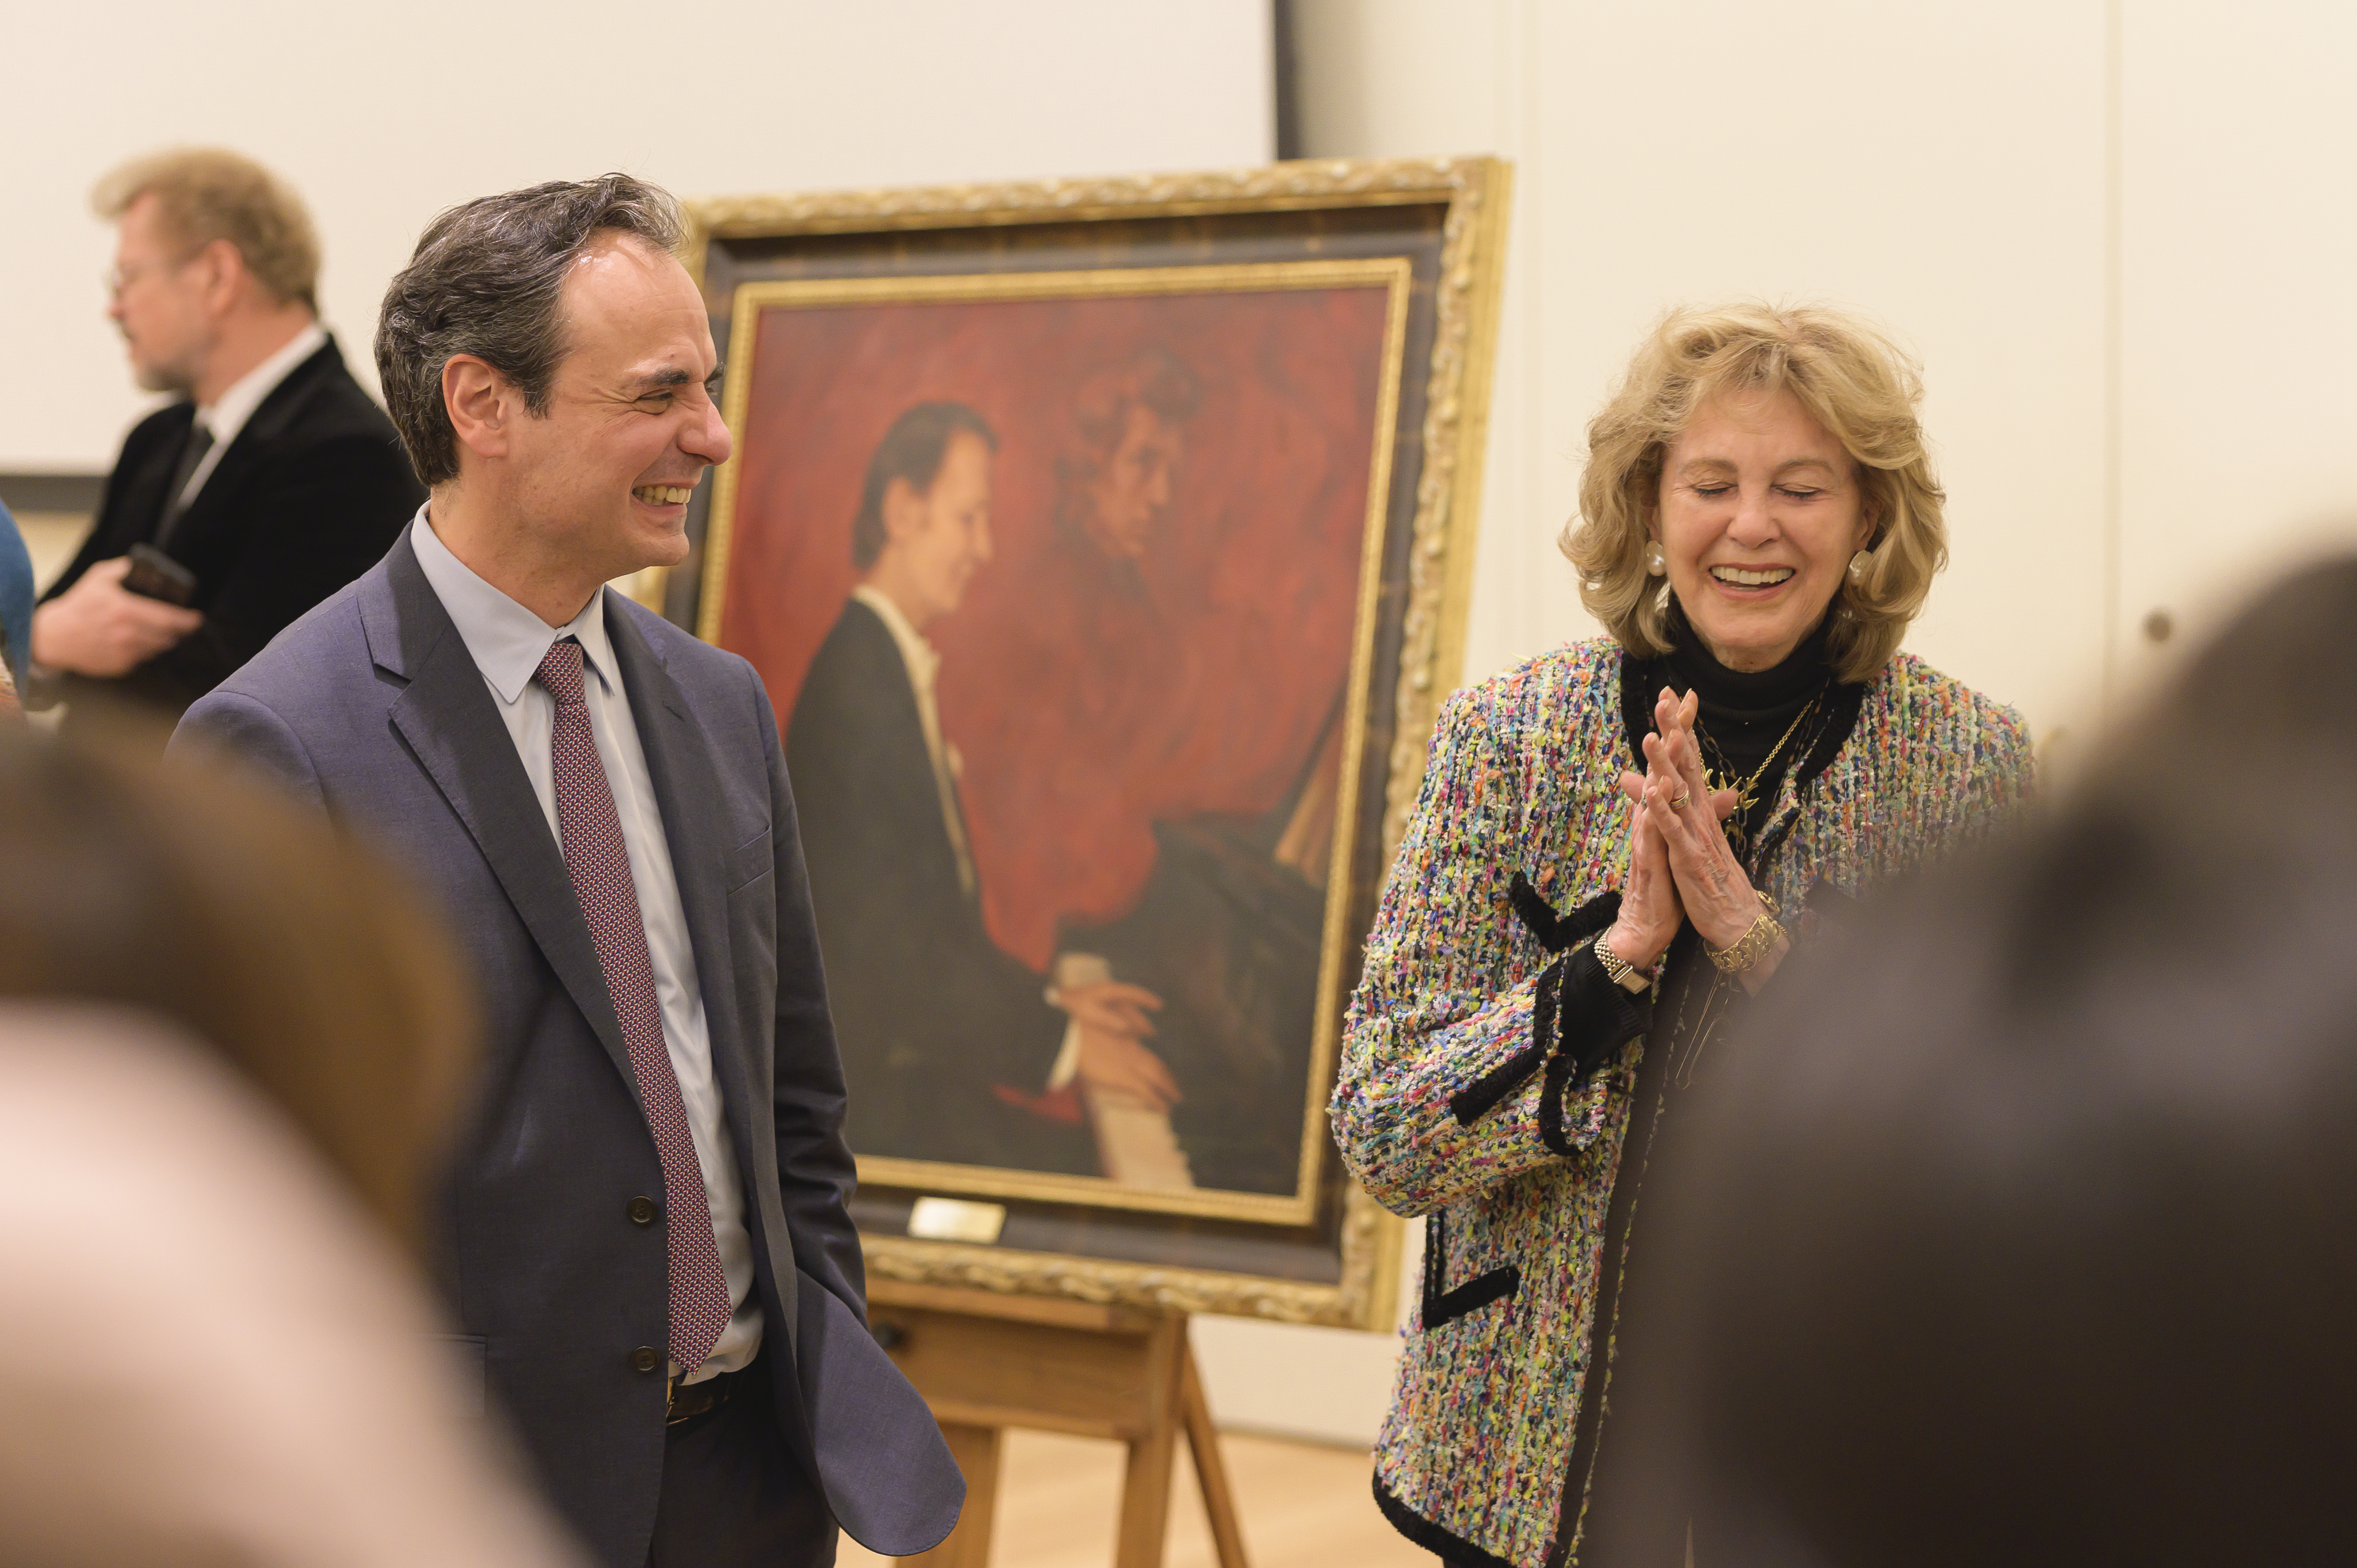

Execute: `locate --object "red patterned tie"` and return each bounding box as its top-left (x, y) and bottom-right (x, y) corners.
top-left (534, 639), bottom-right (733, 1372)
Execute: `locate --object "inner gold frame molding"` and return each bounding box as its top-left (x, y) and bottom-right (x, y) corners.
top-left (703, 260), bottom-right (1409, 1227)
top-left (682, 157), bottom-right (1512, 1329)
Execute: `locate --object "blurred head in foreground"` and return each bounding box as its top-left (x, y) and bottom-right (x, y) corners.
top-left (1600, 557), bottom-right (2357, 1566)
top-left (0, 723), bottom-right (474, 1251)
top-left (0, 727), bottom-right (584, 1566)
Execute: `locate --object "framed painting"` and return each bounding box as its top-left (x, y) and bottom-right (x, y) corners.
top-left (676, 158), bottom-right (1509, 1328)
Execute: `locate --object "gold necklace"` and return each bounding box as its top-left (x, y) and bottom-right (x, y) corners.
top-left (1694, 690), bottom-right (1821, 855)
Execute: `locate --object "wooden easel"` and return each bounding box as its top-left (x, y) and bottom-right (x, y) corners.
top-left (869, 1279), bottom-right (1250, 1568)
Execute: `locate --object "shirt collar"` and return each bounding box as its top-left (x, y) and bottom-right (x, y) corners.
top-left (410, 506), bottom-right (616, 706)
top-left (195, 320), bottom-right (327, 446)
top-left (852, 583), bottom-right (939, 691)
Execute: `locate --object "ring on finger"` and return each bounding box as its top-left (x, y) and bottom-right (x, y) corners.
top-left (1669, 789), bottom-right (1691, 810)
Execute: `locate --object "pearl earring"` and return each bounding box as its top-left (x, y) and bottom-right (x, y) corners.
top-left (1644, 541), bottom-right (1666, 577)
top-left (1848, 548), bottom-right (1873, 582)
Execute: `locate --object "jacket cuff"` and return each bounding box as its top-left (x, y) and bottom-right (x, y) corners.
top-left (1557, 939), bottom-right (1650, 1081)
top-left (1446, 942), bottom-right (1649, 1143)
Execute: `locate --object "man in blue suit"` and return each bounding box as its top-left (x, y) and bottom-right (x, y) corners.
top-left (174, 175), bottom-right (959, 1568)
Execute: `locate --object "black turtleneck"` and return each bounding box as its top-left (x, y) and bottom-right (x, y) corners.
top-left (1666, 606), bottom-right (1830, 777)
top-left (1622, 602), bottom-right (1862, 860)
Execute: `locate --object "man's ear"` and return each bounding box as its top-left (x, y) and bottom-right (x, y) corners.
top-left (190, 238), bottom-right (248, 320)
top-left (880, 475), bottom-right (925, 543)
top-left (443, 355), bottom-right (515, 463)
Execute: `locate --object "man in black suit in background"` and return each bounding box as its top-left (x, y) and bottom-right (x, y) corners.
top-left (31, 149), bottom-right (419, 730)
top-left (786, 403), bottom-right (1174, 1170)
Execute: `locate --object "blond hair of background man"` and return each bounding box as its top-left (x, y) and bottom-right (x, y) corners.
top-left (29, 147), bottom-right (420, 734)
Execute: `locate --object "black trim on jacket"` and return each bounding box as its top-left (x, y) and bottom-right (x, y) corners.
top-left (1375, 1474), bottom-right (1523, 1568)
top-left (1450, 880), bottom-right (1647, 1135)
top-left (1505, 872), bottom-right (1615, 953)
top-left (1419, 1209), bottom-right (1519, 1331)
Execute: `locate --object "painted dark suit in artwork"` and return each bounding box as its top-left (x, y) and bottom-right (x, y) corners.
top-left (786, 595), bottom-right (1092, 1172)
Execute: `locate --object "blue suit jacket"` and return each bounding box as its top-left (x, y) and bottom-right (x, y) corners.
top-left (174, 528), bottom-right (960, 1564)
top-left (0, 498), bottom-right (32, 684)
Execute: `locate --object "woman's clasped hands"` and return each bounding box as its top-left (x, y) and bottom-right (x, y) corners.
top-left (1600, 686), bottom-right (1789, 994)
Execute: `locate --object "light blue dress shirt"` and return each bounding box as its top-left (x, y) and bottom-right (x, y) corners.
top-left (410, 509), bottom-right (759, 1383)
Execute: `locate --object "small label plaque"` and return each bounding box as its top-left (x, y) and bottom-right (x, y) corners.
top-left (906, 1196), bottom-right (1008, 1245)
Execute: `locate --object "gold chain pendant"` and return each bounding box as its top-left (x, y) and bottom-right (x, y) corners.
top-left (1707, 766), bottom-right (1756, 853)
top-left (1697, 690), bottom-right (1820, 860)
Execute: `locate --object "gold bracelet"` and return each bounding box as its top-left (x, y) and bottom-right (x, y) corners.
top-left (1707, 892), bottom-right (1787, 974)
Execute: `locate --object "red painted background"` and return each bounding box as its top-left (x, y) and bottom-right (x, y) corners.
top-left (717, 285), bottom-right (1391, 968)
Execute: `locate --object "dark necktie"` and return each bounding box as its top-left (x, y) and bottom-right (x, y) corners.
top-left (533, 638), bottom-right (733, 1372)
top-left (154, 420), bottom-right (214, 550)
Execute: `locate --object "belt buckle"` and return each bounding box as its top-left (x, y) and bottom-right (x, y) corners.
top-left (664, 1369), bottom-right (680, 1420)
top-left (665, 1365), bottom-right (736, 1427)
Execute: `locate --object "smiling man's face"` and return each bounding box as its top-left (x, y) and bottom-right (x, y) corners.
top-left (501, 232), bottom-right (730, 587)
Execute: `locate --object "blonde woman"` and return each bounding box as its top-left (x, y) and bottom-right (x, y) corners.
top-left (1331, 302), bottom-right (2035, 1567)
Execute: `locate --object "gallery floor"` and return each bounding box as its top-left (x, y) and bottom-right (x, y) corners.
top-left (839, 1428), bottom-right (1427, 1567)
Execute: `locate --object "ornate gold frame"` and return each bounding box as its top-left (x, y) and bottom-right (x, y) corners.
top-left (682, 157), bottom-right (1511, 1328)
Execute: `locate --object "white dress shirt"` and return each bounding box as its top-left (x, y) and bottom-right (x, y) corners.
top-left (411, 511), bottom-right (759, 1382)
top-left (177, 321), bottom-right (328, 511)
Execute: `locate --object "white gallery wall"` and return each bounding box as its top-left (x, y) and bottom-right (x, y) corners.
top-left (1300, 0), bottom-right (2357, 741)
top-left (3, 0), bottom-right (1275, 470)
top-left (2116, 8), bottom-right (2357, 691)
top-left (1236, 0), bottom-right (2357, 1447)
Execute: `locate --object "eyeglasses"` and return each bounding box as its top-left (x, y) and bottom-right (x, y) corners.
top-left (102, 252), bottom-right (199, 299)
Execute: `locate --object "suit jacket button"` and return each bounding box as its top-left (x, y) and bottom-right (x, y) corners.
top-left (627, 1196), bottom-right (659, 1226)
top-left (631, 1345), bottom-right (661, 1374)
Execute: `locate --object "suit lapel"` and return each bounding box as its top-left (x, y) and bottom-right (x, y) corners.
top-left (368, 536), bottom-right (637, 1089)
top-left (93, 408), bottom-right (193, 562)
top-left (605, 602), bottom-right (764, 1154)
top-left (167, 339), bottom-right (339, 557)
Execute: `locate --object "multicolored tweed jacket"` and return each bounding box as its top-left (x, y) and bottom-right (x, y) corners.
top-left (1330, 637), bottom-right (2034, 1568)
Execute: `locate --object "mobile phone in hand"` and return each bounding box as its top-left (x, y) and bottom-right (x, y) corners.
top-left (123, 545), bottom-right (198, 607)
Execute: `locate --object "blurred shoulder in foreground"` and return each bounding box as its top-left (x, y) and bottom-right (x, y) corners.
top-left (1600, 555), bottom-right (2357, 1568)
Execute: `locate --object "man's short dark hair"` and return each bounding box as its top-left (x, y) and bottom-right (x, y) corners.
top-left (375, 174), bottom-right (685, 487)
top-left (851, 403), bottom-right (999, 570)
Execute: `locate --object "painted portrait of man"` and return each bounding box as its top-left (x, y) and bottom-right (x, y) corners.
top-left (711, 275), bottom-right (1398, 1204)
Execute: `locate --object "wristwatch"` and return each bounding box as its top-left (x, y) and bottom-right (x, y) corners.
top-left (1591, 930), bottom-right (1651, 993)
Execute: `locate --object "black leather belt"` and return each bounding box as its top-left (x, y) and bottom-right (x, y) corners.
top-left (666, 1362), bottom-right (748, 1426)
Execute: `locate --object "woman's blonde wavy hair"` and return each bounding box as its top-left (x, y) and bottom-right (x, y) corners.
top-left (1563, 301), bottom-right (1947, 683)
